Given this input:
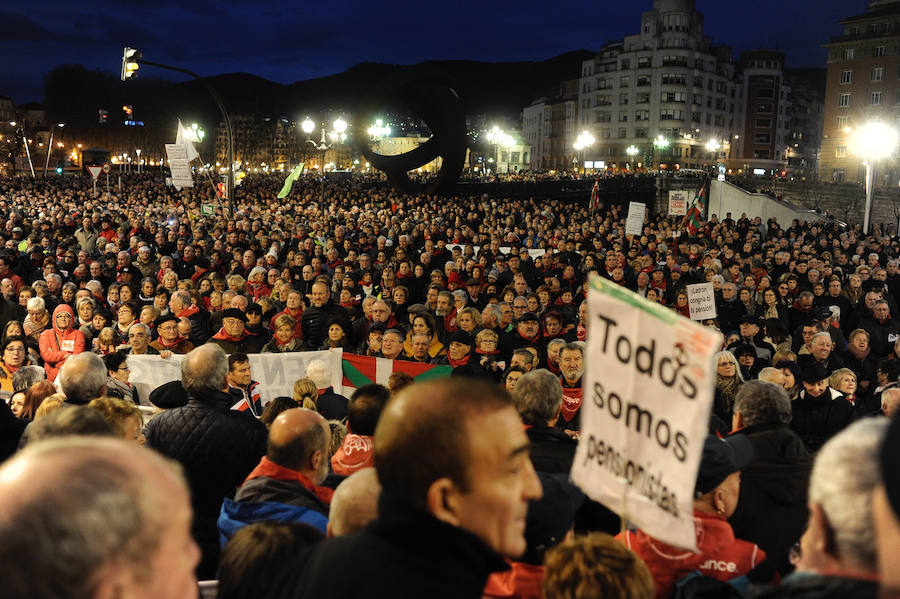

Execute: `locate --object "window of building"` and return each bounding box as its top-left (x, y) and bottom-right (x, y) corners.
top-left (836, 146), bottom-right (847, 157)
top-left (870, 91), bottom-right (883, 105)
top-left (694, 76), bottom-right (703, 88)
top-left (619, 111), bottom-right (628, 122)
top-left (755, 133), bottom-right (771, 143)
top-left (662, 55), bottom-right (688, 67)
top-left (636, 92), bottom-right (650, 104)
top-left (618, 128), bottom-right (628, 138)
top-left (643, 22), bottom-right (650, 33)
top-left (691, 111), bottom-right (701, 122)
top-left (597, 78), bottom-right (611, 90)
top-left (832, 169), bottom-right (845, 182)
top-left (837, 115), bottom-right (849, 128)
top-left (714, 115), bottom-right (726, 126)
top-left (601, 128), bottom-right (611, 139)
top-left (838, 93), bottom-right (851, 107)
top-left (661, 91), bottom-right (687, 103)
top-left (595, 111), bottom-right (611, 123)
top-left (660, 109), bottom-right (684, 120)
top-left (596, 95), bottom-right (612, 106)
top-left (638, 56), bottom-right (651, 68)
top-left (841, 70), bottom-right (852, 84)
top-left (753, 149), bottom-right (770, 159)
top-left (620, 76), bottom-right (630, 88)
top-left (621, 58), bottom-right (630, 69)
top-left (662, 73), bottom-right (687, 85)
top-left (876, 46), bottom-right (887, 57)
top-left (510, 152), bottom-right (520, 164)
top-left (756, 118), bottom-right (772, 128)
top-left (637, 75), bottom-right (651, 86)
top-left (872, 67), bottom-right (884, 82)
top-left (635, 128), bottom-right (648, 138)
top-left (842, 48), bottom-right (855, 60)
top-left (620, 93), bottom-right (629, 105)
top-left (757, 103), bottom-right (773, 113)
top-left (635, 110), bottom-right (649, 121)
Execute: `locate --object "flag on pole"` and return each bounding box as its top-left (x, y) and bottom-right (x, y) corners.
top-left (681, 177), bottom-right (709, 236)
top-left (589, 177), bottom-right (600, 212)
top-left (175, 119), bottom-right (200, 162)
top-left (277, 162), bottom-right (305, 199)
top-left (341, 353), bottom-right (452, 396)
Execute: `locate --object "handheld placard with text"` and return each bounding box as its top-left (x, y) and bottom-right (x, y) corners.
top-left (571, 274), bottom-right (721, 551)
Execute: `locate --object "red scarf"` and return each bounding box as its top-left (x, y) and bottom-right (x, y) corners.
top-left (176, 304), bottom-right (199, 319)
top-left (245, 457), bottom-right (334, 504)
top-left (212, 328), bottom-right (247, 342)
top-left (560, 379), bottom-right (583, 422)
top-left (448, 354), bottom-right (471, 368)
top-left (156, 335), bottom-right (188, 349)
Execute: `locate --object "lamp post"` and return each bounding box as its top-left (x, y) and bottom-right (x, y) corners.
top-left (43, 122), bottom-right (64, 177)
top-left (9, 121), bottom-right (35, 178)
top-left (625, 145), bottom-right (639, 171)
top-left (486, 126), bottom-right (516, 173)
top-left (301, 116), bottom-right (348, 200)
top-left (573, 130), bottom-right (596, 174)
top-left (851, 122), bottom-right (898, 234)
top-left (653, 135), bottom-right (670, 171)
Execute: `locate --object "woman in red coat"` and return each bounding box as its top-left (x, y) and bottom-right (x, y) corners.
top-left (39, 304), bottom-right (86, 381)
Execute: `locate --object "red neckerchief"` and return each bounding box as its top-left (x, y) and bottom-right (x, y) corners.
top-left (547, 359), bottom-right (561, 375)
top-left (156, 335), bottom-right (187, 349)
top-left (212, 328), bottom-right (247, 342)
top-left (518, 330), bottom-right (541, 344)
top-left (448, 354), bottom-right (471, 368)
top-left (176, 305), bottom-right (199, 319)
top-left (560, 377), bottom-right (583, 422)
top-left (244, 456), bottom-right (334, 504)
top-left (190, 268), bottom-right (209, 282)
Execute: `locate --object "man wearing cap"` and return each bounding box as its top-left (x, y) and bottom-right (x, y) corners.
top-left (466, 278), bottom-right (487, 310)
top-left (150, 313), bottom-right (194, 354)
top-left (434, 331), bottom-right (483, 377)
top-left (501, 312), bottom-right (544, 365)
top-left (617, 435), bottom-right (769, 598)
top-left (209, 308), bottom-right (265, 354)
top-left (791, 362), bottom-right (854, 452)
top-left (727, 315), bottom-right (775, 366)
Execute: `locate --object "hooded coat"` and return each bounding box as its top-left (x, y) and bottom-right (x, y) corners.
top-left (39, 304), bottom-right (85, 381)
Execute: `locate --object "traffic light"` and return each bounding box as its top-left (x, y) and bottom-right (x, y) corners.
top-left (99, 109), bottom-right (108, 124)
top-left (56, 167), bottom-right (63, 175)
top-left (122, 105), bottom-right (133, 117)
top-left (120, 47), bottom-right (141, 81)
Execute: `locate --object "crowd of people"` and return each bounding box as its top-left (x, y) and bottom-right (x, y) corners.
top-left (0, 169), bottom-right (899, 598)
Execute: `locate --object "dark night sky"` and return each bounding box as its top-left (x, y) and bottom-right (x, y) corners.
top-left (1, 0), bottom-right (858, 104)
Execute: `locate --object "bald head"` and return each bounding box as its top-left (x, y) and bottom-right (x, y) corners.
top-left (883, 388), bottom-right (900, 419)
top-left (268, 408), bottom-right (330, 484)
top-left (328, 467), bottom-right (382, 537)
top-left (0, 437), bottom-right (198, 599)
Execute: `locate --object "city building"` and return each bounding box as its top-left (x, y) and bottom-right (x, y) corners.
top-left (820, 0), bottom-right (900, 184)
top-left (576, 0), bottom-right (738, 171)
top-left (522, 79), bottom-right (579, 170)
top-left (215, 115), bottom-right (302, 170)
top-left (785, 68), bottom-right (826, 179)
top-left (372, 135), bottom-right (442, 172)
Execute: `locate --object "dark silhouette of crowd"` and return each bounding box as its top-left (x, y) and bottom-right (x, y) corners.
top-left (1, 170), bottom-right (899, 599)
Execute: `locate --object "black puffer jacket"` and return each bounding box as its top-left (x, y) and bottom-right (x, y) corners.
top-left (301, 301), bottom-right (352, 350)
top-left (145, 388), bottom-right (267, 578)
top-left (790, 389), bottom-right (855, 452)
top-left (728, 424), bottom-right (813, 575)
top-left (526, 425), bottom-right (576, 473)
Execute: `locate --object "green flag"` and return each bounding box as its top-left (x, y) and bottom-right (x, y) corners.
top-left (277, 162), bottom-right (304, 199)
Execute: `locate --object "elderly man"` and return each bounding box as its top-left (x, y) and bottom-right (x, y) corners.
top-left (169, 289), bottom-right (211, 346)
top-left (754, 419), bottom-right (888, 597)
top-left (328, 468), bottom-right (382, 537)
top-left (58, 351), bottom-right (108, 405)
top-left (218, 408), bottom-right (334, 544)
top-left (151, 313), bottom-right (194, 354)
top-left (295, 378), bottom-right (542, 597)
top-left (727, 381), bottom-right (814, 574)
top-left (209, 308), bottom-right (265, 354)
top-left (798, 331), bottom-right (845, 374)
top-left (717, 282), bottom-right (746, 334)
top-left (378, 328), bottom-right (405, 360)
top-left (860, 299), bottom-right (900, 359)
top-left (146, 343), bottom-right (267, 578)
top-left (513, 368), bottom-right (576, 473)
top-left (121, 322), bottom-right (160, 355)
top-left (0, 437), bottom-right (200, 599)
top-left (302, 281), bottom-right (352, 350)
top-left (558, 342), bottom-right (585, 434)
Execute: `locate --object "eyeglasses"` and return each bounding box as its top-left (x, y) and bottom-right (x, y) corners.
top-left (118, 366), bottom-right (130, 372)
top-left (4, 346), bottom-right (24, 353)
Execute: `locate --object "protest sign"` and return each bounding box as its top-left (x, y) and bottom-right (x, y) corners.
top-left (127, 349), bottom-right (343, 406)
top-left (625, 202), bottom-right (645, 236)
top-left (571, 274), bottom-right (721, 551)
top-left (686, 283), bottom-right (717, 320)
top-left (668, 190), bottom-right (689, 216)
top-left (165, 143), bottom-right (194, 188)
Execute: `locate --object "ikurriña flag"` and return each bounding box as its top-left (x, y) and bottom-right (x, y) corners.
top-left (680, 177), bottom-right (709, 236)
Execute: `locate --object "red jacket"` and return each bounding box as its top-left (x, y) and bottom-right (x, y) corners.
top-left (39, 304), bottom-right (86, 381)
top-left (616, 511), bottom-right (766, 599)
top-left (483, 561), bottom-right (543, 599)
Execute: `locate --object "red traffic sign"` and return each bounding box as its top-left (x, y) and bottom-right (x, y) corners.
top-left (87, 166), bottom-right (103, 181)
top-left (102, 163), bottom-right (111, 174)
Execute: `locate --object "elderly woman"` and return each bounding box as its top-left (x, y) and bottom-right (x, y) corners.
top-left (75, 296), bottom-right (96, 329)
top-left (262, 314), bottom-right (303, 353)
top-left (87, 395), bottom-right (145, 444)
top-left (102, 352), bottom-right (140, 404)
top-left (713, 350), bottom-right (744, 431)
top-left (23, 296), bottom-right (50, 340)
top-left (0, 335), bottom-right (28, 401)
top-left (38, 304), bottom-right (86, 382)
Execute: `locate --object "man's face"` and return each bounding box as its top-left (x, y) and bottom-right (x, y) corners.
top-left (811, 336), bottom-right (832, 360)
top-left (802, 378), bottom-right (828, 397)
top-left (381, 333), bottom-right (402, 358)
top-left (559, 349), bottom-right (584, 383)
top-left (448, 341), bottom-right (470, 361)
top-left (223, 317), bottom-right (244, 338)
top-left (829, 280), bottom-right (841, 295)
top-left (453, 407), bottom-right (542, 558)
top-left (517, 319), bottom-right (539, 339)
top-left (310, 283), bottom-right (329, 307)
top-left (411, 336), bottom-right (429, 358)
top-left (875, 303), bottom-right (891, 321)
top-left (799, 295), bottom-right (813, 310)
top-left (158, 320), bottom-right (178, 342)
top-left (229, 360), bottom-right (252, 387)
top-left (436, 295), bottom-right (451, 315)
top-left (739, 322), bottom-right (758, 338)
top-left (371, 302), bottom-right (390, 323)
top-left (129, 328), bottom-right (149, 352)
top-left (722, 285), bottom-right (736, 299)
top-left (286, 292), bottom-right (301, 310)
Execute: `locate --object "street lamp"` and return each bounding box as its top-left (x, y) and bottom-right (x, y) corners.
top-left (486, 126), bottom-right (516, 173)
top-left (573, 130), bottom-right (595, 173)
top-left (851, 122), bottom-right (899, 234)
top-left (626, 145), bottom-right (639, 171)
top-left (301, 116), bottom-right (350, 199)
top-left (653, 135), bottom-right (670, 170)
top-left (9, 121), bottom-right (35, 178)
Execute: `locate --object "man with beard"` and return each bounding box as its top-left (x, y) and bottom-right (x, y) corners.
top-left (435, 290), bottom-right (457, 335)
top-left (217, 408), bottom-right (333, 543)
top-left (557, 342), bottom-right (585, 436)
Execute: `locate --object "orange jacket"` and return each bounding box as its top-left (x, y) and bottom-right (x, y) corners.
top-left (39, 304), bottom-right (86, 381)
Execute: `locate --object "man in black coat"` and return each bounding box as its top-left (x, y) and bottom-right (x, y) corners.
top-left (293, 378), bottom-right (542, 599)
top-left (511, 368), bottom-right (576, 473)
top-left (145, 343), bottom-right (267, 579)
top-left (727, 380), bottom-right (814, 575)
top-left (301, 281), bottom-right (352, 350)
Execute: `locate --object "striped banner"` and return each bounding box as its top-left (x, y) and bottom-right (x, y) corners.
top-left (341, 353), bottom-right (452, 395)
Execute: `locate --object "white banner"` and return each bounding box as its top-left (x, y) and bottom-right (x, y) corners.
top-left (625, 201), bottom-right (645, 236)
top-left (165, 143), bottom-right (194, 188)
top-left (127, 349), bottom-right (343, 407)
top-left (668, 190), bottom-right (689, 216)
top-left (687, 283), bottom-right (717, 321)
top-left (445, 244), bottom-right (546, 259)
top-left (571, 274), bottom-right (721, 551)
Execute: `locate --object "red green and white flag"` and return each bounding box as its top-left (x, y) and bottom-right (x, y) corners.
top-left (681, 178), bottom-right (709, 236)
top-left (589, 178), bottom-right (600, 212)
top-left (341, 353), bottom-right (452, 395)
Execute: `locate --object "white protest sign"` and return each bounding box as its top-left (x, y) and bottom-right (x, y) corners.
top-left (165, 143), bottom-right (194, 188)
top-left (687, 283), bottom-right (717, 320)
top-left (127, 349), bottom-right (343, 407)
top-left (668, 190), bottom-right (689, 216)
top-left (571, 274), bottom-right (721, 551)
top-left (625, 202), bottom-right (645, 236)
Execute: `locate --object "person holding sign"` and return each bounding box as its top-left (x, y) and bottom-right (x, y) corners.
top-left (617, 436), bottom-right (769, 599)
top-left (38, 304), bottom-right (85, 381)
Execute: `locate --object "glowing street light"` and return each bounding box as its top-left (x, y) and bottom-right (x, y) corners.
top-left (301, 115), bottom-right (351, 196)
top-left (851, 122), bottom-right (899, 234)
top-left (626, 145), bottom-right (639, 171)
top-left (573, 131), bottom-right (595, 173)
top-left (367, 118), bottom-right (391, 139)
top-left (705, 139), bottom-right (721, 153)
top-left (653, 135), bottom-right (670, 170)
top-left (183, 123), bottom-right (205, 144)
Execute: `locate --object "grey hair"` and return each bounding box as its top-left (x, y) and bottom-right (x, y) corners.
top-left (513, 369), bottom-right (563, 426)
top-left (59, 353), bottom-right (108, 405)
top-left (482, 303), bottom-right (502, 322)
top-left (129, 322), bottom-right (150, 336)
top-left (547, 338), bottom-right (566, 352)
top-left (452, 289), bottom-right (468, 301)
top-left (26, 296), bottom-right (44, 312)
top-left (181, 344), bottom-right (228, 394)
top-left (45, 273), bottom-right (61, 285)
top-left (306, 359), bottom-right (331, 389)
top-left (714, 350), bottom-right (744, 383)
top-left (811, 331), bottom-right (832, 344)
top-left (171, 289), bottom-right (191, 306)
top-left (809, 418), bottom-right (888, 570)
top-left (85, 280), bottom-right (103, 295)
top-left (12, 365), bottom-right (46, 393)
top-left (76, 296), bottom-right (96, 311)
top-left (0, 437), bottom-right (183, 599)
top-left (733, 380), bottom-right (791, 427)
top-left (329, 467), bottom-right (381, 536)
